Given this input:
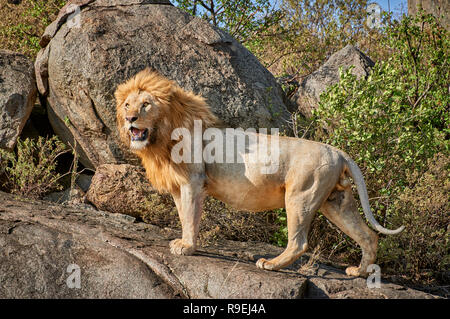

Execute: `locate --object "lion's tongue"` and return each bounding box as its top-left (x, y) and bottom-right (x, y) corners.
top-left (131, 127), bottom-right (145, 137)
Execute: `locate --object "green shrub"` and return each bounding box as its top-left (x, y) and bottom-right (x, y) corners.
top-left (305, 12), bottom-right (449, 281)
top-left (173, 0), bottom-right (282, 45)
top-left (0, 136), bottom-right (69, 199)
top-left (271, 208), bottom-right (288, 247)
top-left (380, 153), bottom-right (449, 282)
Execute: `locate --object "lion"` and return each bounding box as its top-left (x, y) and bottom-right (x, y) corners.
top-left (115, 68), bottom-right (404, 277)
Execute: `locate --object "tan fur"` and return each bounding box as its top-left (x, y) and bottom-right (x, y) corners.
top-left (115, 69), bottom-right (403, 277)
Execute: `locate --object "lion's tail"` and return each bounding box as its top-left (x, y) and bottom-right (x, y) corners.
top-left (344, 155), bottom-right (405, 235)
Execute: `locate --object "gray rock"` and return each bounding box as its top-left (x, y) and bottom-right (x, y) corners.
top-left (42, 185), bottom-right (88, 207)
top-left (292, 45), bottom-right (374, 117)
top-left (0, 50), bottom-right (37, 149)
top-left (43, 176), bottom-right (93, 206)
top-left (0, 191), bottom-right (439, 299)
top-left (36, 0), bottom-right (290, 169)
top-left (86, 163), bottom-right (163, 219)
top-left (303, 264), bottom-right (437, 299)
top-left (76, 173), bottom-right (93, 192)
top-left (0, 215), bottom-right (176, 298)
top-left (43, 189), bottom-right (71, 204)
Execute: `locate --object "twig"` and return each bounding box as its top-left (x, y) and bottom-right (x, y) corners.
top-left (301, 120), bottom-right (315, 139)
top-left (219, 260), bottom-right (240, 298)
top-left (220, 260), bottom-right (239, 289)
top-left (412, 82), bottom-right (432, 109)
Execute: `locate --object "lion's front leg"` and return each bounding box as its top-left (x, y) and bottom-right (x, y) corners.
top-left (170, 174), bottom-right (205, 256)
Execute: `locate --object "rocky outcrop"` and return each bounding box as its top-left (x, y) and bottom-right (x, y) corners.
top-left (0, 191), bottom-right (438, 299)
top-left (35, 0), bottom-right (290, 169)
top-left (292, 45), bottom-right (374, 117)
top-left (0, 50), bottom-right (37, 149)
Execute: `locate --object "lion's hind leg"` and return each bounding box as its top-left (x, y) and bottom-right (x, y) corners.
top-left (320, 186), bottom-right (378, 277)
top-left (256, 188), bottom-right (323, 271)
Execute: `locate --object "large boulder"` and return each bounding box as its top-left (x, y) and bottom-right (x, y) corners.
top-left (292, 45), bottom-right (374, 117)
top-left (0, 50), bottom-right (37, 149)
top-left (35, 0), bottom-right (291, 169)
top-left (0, 191), bottom-right (439, 299)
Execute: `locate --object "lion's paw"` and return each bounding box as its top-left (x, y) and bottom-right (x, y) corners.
top-left (256, 258), bottom-right (276, 271)
top-left (169, 239), bottom-right (196, 256)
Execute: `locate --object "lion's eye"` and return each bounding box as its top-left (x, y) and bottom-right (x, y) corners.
top-left (141, 102), bottom-right (150, 111)
top-left (124, 103), bottom-right (129, 110)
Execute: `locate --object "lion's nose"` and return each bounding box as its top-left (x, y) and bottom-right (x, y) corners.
top-left (126, 116), bottom-right (138, 123)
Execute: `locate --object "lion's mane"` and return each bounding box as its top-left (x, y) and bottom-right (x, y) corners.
top-left (115, 68), bottom-right (218, 194)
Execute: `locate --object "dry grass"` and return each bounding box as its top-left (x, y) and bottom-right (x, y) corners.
top-left (199, 198), bottom-right (279, 245)
top-left (298, 245), bottom-right (322, 274)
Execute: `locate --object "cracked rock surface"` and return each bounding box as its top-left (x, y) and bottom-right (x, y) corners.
top-left (0, 191), bottom-right (438, 299)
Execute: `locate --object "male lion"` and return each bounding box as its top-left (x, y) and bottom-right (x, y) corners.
top-left (115, 69), bottom-right (404, 277)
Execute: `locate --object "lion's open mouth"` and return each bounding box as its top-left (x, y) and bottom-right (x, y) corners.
top-left (130, 127), bottom-right (149, 141)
